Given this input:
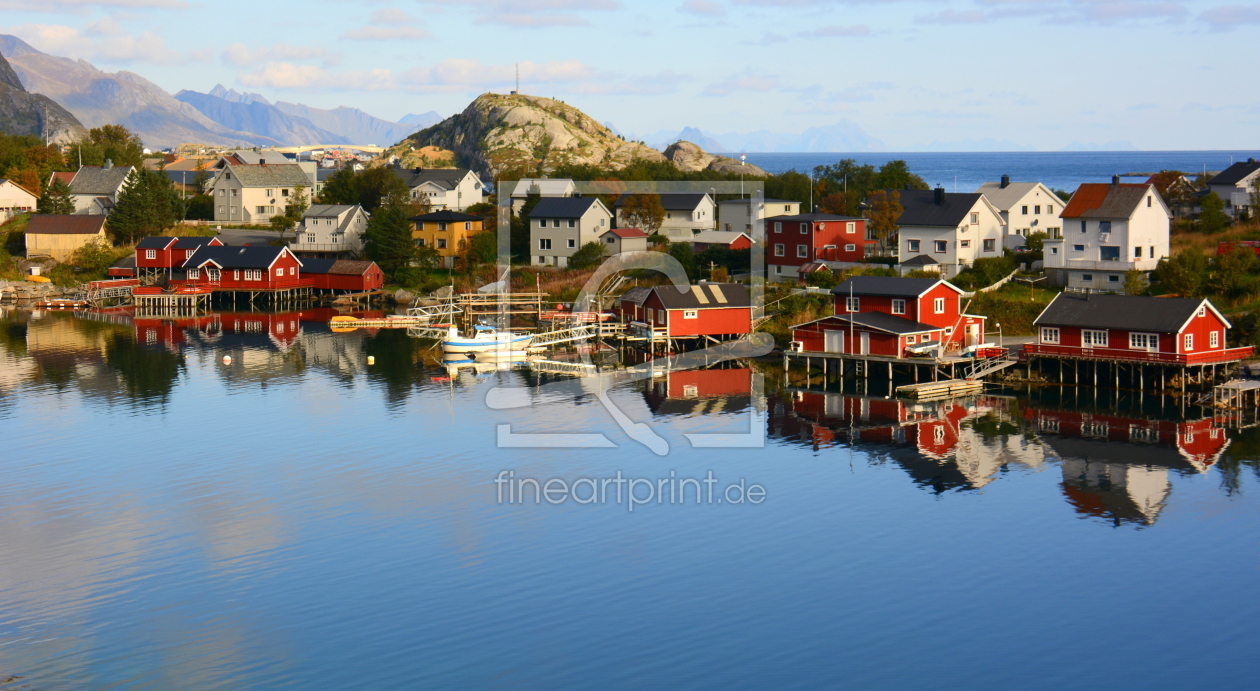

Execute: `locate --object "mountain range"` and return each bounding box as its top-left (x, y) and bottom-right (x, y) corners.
top-left (635, 121), bottom-right (886, 154)
top-left (0, 49), bottom-right (83, 144)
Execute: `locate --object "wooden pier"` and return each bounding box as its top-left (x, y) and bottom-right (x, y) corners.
top-left (133, 288), bottom-right (212, 311)
top-left (896, 379), bottom-right (985, 400)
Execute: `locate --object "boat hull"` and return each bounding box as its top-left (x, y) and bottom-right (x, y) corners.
top-left (441, 335), bottom-right (534, 353)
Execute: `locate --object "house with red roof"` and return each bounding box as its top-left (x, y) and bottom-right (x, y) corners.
top-left (1044, 177), bottom-right (1169, 291)
top-left (599, 227), bottom-right (649, 255)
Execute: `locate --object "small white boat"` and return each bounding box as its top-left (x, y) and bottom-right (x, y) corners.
top-left (441, 324), bottom-right (534, 353)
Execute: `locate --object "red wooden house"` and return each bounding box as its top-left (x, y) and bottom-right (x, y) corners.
top-left (791, 277), bottom-right (988, 358)
top-left (617, 283), bottom-right (751, 339)
top-left (298, 258), bottom-right (385, 292)
top-left (135, 236), bottom-right (224, 278)
top-left (765, 213), bottom-right (873, 281)
top-left (180, 246), bottom-right (307, 290)
top-left (1023, 293), bottom-right (1252, 365)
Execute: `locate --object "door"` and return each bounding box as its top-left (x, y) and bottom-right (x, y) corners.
top-left (859, 331), bottom-right (870, 355)
top-left (966, 324), bottom-right (980, 346)
top-left (824, 331), bottom-right (844, 353)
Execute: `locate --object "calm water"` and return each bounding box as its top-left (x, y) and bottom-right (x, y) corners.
top-left (746, 150), bottom-right (1260, 193)
top-left (1, 308), bottom-right (1259, 689)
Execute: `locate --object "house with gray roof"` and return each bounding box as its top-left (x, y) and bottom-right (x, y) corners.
top-left (291, 204), bottom-right (369, 257)
top-left (1206, 158), bottom-right (1260, 219)
top-left (65, 161), bottom-right (134, 215)
top-left (207, 162), bottom-right (314, 225)
top-left (895, 188), bottom-right (1006, 279)
top-left (526, 196), bottom-right (612, 267)
top-left (975, 176), bottom-right (1064, 247)
top-left (614, 193), bottom-right (715, 240)
top-left (394, 166), bottom-right (484, 211)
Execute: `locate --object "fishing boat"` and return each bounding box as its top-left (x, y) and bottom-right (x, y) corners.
top-left (441, 324), bottom-right (533, 353)
top-left (35, 298), bottom-right (90, 309)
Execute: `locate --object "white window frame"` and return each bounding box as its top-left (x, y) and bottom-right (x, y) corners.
top-left (1210, 330), bottom-right (1220, 348)
top-left (774, 222), bottom-right (781, 233)
top-left (934, 297), bottom-right (945, 314)
top-left (275, 268), bottom-right (284, 277)
top-left (1040, 327), bottom-right (1060, 344)
top-left (567, 238), bottom-right (576, 248)
top-left (846, 297), bottom-right (860, 313)
top-left (800, 223), bottom-right (809, 234)
top-left (846, 222), bottom-right (855, 233)
top-left (934, 240), bottom-right (948, 254)
top-left (144, 249), bottom-right (156, 259)
top-left (797, 245), bottom-right (809, 258)
top-left (539, 238), bottom-right (552, 250)
top-left (683, 309), bottom-right (698, 319)
top-left (188, 268), bottom-right (200, 280)
top-left (1129, 332), bottom-right (1158, 351)
top-left (1184, 333), bottom-right (1194, 351)
top-left (983, 239), bottom-right (996, 252)
top-left (891, 299), bottom-right (906, 315)
top-left (844, 244), bottom-right (856, 252)
top-left (1082, 329), bottom-right (1108, 348)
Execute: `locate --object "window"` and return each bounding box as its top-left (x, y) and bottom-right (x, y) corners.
top-left (606, 237), bottom-right (615, 244)
top-left (144, 249), bottom-right (156, 259)
top-left (1082, 274), bottom-right (1093, 282)
top-left (275, 268), bottom-right (284, 277)
top-left (437, 239), bottom-right (447, 249)
top-left (189, 269), bottom-right (200, 280)
top-left (844, 244), bottom-right (856, 252)
top-left (1080, 220), bottom-right (1087, 233)
top-left (866, 226), bottom-right (877, 241)
top-left (970, 212), bottom-right (979, 224)
top-left (934, 297), bottom-right (945, 314)
top-left (1099, 221), bottom-right (1112, 233)
top-left (289, 267), bottom-right (295, 276)
top-left (568, 219), bottom-right (576, 228)
top-left (1210, 330), bottom-right (1220, 348)
top-left (1108, 275), bottom-right (1120, 283)
top-left (416, 238), bottom-right (425, 247)
top-left (233, 270), bottom-right (240, 281)
top-left (1050, 247), bottom-right (1059, 255)
top-left (797, 245), bottom-right (808, 258)
top-left (567, 239), bottom-right (576, 248)
top-left (1197, 306), bottom-right (1206, 317)
top-left (1073, 244), bottom-right (1085, 252)
top-left (307, 234), bottom-right (316, 243)
top-left (1135, 247), bottom-right (1142, 258)
top-left (1082, 330), bottom-right (1108, 347)
top-left (683, 310), bottom-right (698, 319)
top-left (846, 297), bottom-right (860, 312)
top-left (1048, 205), bottom-right (1054, 214)
top-left (774, 244), bottom-right (785, 256)
top-left (1130, 333), bottom-right (1158, 351)
top-left (1147, 196), bottom-right (1152, 207)
top-left (1034, 205), bottom-right (1041, 214)
top-left (945, 326), bottom-right (954, 336)
top-left (437, 222), bottom-right (448, 231)
top-left (1021, 205), bottom-right (1028, 215)
top-left (1149, 246), bottom-right (1155, 258)
top-left (282, 189), bottom-right (289, 197)
top-left (1184, 333), bottom-right (1194, 351)
top-left (539, 238), bottom-right (552, 250)
top-left (1040, 327), bottom-right (1060, 344)
top-left (846, 222), bottom-right (855, 233)
top-left (891, 299), bottom-right (906, 314)
top-left (960, 240), bottom-right (971, 248)
top-left (934, 240), bottom-right (947, 253)
top-left (800, 223), bottom-right (809, 234)
top-left (218, 189), bottom-right (225, 197)
top-left (1100, 246), bottom-right (1120, 260)
top-left (983, 239), bottom-right (996, 252)
top-left (774, 222), bottom-right (781, 233)
top-left (908, 239), bottom-right (921, 252)
top-left (538, 219), bottom-right (547, 228)
top-left (647, 308), bottom-right (654, 322)
top-left (256, 206), bottom-right (267, 214)
top-left (265, 189), bottom-right (272, 196)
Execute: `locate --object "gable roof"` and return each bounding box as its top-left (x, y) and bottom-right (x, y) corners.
top-left (394, 167), bottom-right (474, 190)
top-left (691, 230), bottom-right (751, 245)
top-left (603, 227), bottom-right (648, 238)
top-left (183, 245), bottom-right (298, 270)
top-left (300, 259), bottom-right (379, 276)
top-left (0, 178), bottom-right (38, 198)
top-left (527, 196), bottom-right (607, 219)
top-left (614, 193), bottom-right (710, 211)
top-left (833, 312), bottom-right (939, 335)
top-left (411, 210), bottom-right (482, 222)
top-left (304, 204), bottom-right (358, 218)
top-left (897, 190), bottom-right (983, 227)
top-left (1034, 293), bottom-right (1226, 332)
top-left (1207, 158), bottom-right (1260, 187)
top-left (832, 275), bottom-right (960, 297)
top-left (974, 181), bottom-right (1051, 210)
top-left (1060, 183), bottom-right (1157, 219)
top-left (174, 236), bottom-right (222, 249)
top-left (621, 283), bottom-right (751, 309)
top-left (25, 214), bottom-right (107, 235)
top-left (717, 197), bottom-right (797, 205)
top-left (136, 236), bottom-right (178, 250)
top-left (49, 171), bottom-right (76, 187)
top-left (68, 165), bottom-right (133, 196)
top-left (224, 163), bottom-right (312, 188)
top-left (900, 254), bottom-right (939, 266)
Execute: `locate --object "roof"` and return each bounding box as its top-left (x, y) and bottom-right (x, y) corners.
top-left (174, 237), bottom-right (221, 250)
top-left (395, 167), bottom-right (474, 190)
top-left (974, 181), bottom-right (1047, 210)
top-left (766, 213), bottom-right (862, 223)
top-left (410, 210), bottom-right (481, 222)
top-left (300, 259), bottom-right (378, 276)
top-left (900, 254), bottom-right (940, 266)
top-left (508, 178), bottom-right (576, 197)
top-left (1035, 293), bottom-right (1225, 332)
top-left (897, 190), bottom-right (983, 227)
top-left (0, 178), bottom-right (37, 197)
top-left (717, 197), bottom-right (797, 205)
top-left (49, 171), bottom-right (76, 187)
top-left (1207, 159), bottom-right (1260, 187)
top-left (25, 214), bottom-right (107, 235)
top-left (833, 312), bottom-right (939, 335)
top-left (603, 227), bottom-right (648, 238)
top-left (223, 150), bottom-right (293, 165)
top-left (620, 283), bottom-right (751, 309)
top-left (614, 193), bottom-right (710, 211)
top-left (1060, 183), bottom-right (1156, 219)
top-left (110, 255), bottom-right (136, 270)
top-left (304, 204), bottom-right (359, 218)
top-left (136, 236), bottom-right (222, 250)
top-left (832, 276), bottom-right (957, 297)
top-left (224, 163), bottom-right (312, 188)
top-left (183, 245), bottom-right (296, 269)
top-left (527, 196), bottom-right (606, 219)
top-left (691, 230), bottom-right (751, 245)
top-left (68, 165), bottom-right (133, 196)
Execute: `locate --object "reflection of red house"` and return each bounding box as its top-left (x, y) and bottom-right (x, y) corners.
top-left (133, 314), bottom-right (217, 349)
top-left (907, 399), bottom-right (973, 459)
top-left (1024, 407), bottom-right (1229, 471)
top-left (643, 366), bottom-right (753, 415)
top-left (218, 311), bottom-right (304, 350)
top-left (617, 283), bottom-right (751, 339)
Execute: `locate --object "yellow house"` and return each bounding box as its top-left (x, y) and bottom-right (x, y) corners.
top-left (410, 210), bottom-right (484, 268)
top-left (25, 214), bottom-right (108, 261)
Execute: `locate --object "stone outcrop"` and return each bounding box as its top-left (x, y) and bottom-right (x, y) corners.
top-left (0, 51), bottom-right (84, 144)
top-left (663, 140), bottom-right (768, 176)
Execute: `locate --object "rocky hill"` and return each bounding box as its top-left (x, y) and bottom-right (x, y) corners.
top-left (663, 140), bottom-right (768, 176)
top-left (395, 93), bottom-right (666, 178)
top-left (0, 51), bottom-right (84, 143)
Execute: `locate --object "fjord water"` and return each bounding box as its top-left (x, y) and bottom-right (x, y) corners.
top-left (2, 310), bottom-right (1259, 690)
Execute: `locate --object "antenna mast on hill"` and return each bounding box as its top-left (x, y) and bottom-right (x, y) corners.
top-left (511, 64), bottom-right (519, 95)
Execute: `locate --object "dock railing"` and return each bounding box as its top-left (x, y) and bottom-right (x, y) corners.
top-left (1022, 343), bottom-right (1254, 365)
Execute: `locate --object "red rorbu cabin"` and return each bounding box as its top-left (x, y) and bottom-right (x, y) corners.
top-left (617, 283), bottom-right (752, 340)
top-left (791, 276), bottom-right (988, 358)
top-left (135, 236), bottom-right (224, 278)
top-left (180, 246), bottom-right (306, 289)
top-left (1023, 293), bottom-right (1252, 366)
top-left (765, 213), bottom-right (874, 281)
top-left (298, 258), bottom-right (385, 292)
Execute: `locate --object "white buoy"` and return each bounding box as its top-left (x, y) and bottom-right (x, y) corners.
top-left (367, 356), bottom-right (375, 365)
top-left (222, 355), bottom-right (232, 365)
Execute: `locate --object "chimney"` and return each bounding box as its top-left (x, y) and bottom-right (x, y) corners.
top-left (1111, 175), bottom-right (1120, 186)
top-left (813, 205), bottom-right (820, 213)
top-left (103, 158), bottom-right (113, 170)
top-left (1000, 175), bottom-right (1010, 189)
top-left (414, 167), bottom-right (422, 174)
top-left (933, 187), bottom-right (945, 205)
top-left (259, 158), bottom-right (265, 164)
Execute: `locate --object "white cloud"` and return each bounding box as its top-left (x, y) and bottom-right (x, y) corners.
top-left (416, 0), bottom-right (619, 27)
top-left (368, 8), bottom-right (421, 24)
top-left (679, 0), bottom-right (726, 16)
top-left (221, 42), bottom-right (336, 68)
top-left (704, 74), bottom-right (779, 96)
top-left (341, 7), bottom-right (432, 39)
top-left (235, 58), bottom-right (600, 94)
top-left (237, 63), bottom-right (395, 91)
top-left (916, 9), bottom-right (987, 23)
top-left (475, 13), bottom-right (591, 26)
top-left (4, 21), bottom-right (188, 64)
top-left (1200, 3), bottom-right (1260, 29)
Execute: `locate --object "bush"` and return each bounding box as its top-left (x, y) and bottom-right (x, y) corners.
top-left (859, 255), bottom-right (898, 267)
top-left (804, 270), bottom-right (838, 289)
top-left (952, 256), bottom-right (1016, 290)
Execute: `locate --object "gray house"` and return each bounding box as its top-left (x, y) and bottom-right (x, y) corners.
top-left (527, 196), bottom-right (612, 267)
top-left (1206, 158), bottom-right (1260, 219)
top-left (65, 162), bottom-right (134, 215)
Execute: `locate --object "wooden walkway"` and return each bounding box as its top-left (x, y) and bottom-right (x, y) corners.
top-left (896, 379), bottom-right (986, 400)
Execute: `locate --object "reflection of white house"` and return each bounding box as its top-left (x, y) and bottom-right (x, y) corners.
top-left (717, 198), bottom-right (801, 234)
top-left (975, 176), bottom-right (1063, 247)
top-left (1044, 178), bottom-right (1170, 291)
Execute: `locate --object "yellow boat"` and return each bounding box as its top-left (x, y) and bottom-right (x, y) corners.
top-left (25, 275), bottom-right (51, 283)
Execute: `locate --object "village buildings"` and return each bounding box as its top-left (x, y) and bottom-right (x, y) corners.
top-left (410, 210), bottom-right (485, 268)
top-left (135, 236), bottom-right (225, 279)
top-left (1206, 158), bottom-right (1260, 219)
top-left (896, 188), bottom-right (1006, 279)
top-left (507, 178), bottom-right (576, 213)
top-left (527, 196), bottom-right (612, 267)
top-left (24, 214), bottom-right (107, 261)
top-left (615, 193), bottom-right (715, 241)
top-left (599, 227), bottom-right (649, 255)
top-left (974, 176), bottom-right (1064, 246)
top-left (1044, 178), bottom-right (1169, 291)
top-left (293, 204), bottom-right (370, 257)
top-left (766, 212), bottom-right (873, 280)
top-left (394, 167), bottom-right (484, 211)
top-left (206, 162), bottom-right (313, 224)
top-left (617, 283), bottom-right (752, 341)
top-left (54, 162), bottom-right (133, 215)
top-left (0, 178), bottom-right (37, 222)
top-left (717, 198), bottom-right (801, 234)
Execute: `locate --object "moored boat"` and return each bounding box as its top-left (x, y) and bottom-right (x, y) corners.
top-left (441, 324), bottom-right (533, 353)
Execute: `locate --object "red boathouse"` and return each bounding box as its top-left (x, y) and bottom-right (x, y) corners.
top-left (135, 236), bottom-right (224, 278)
top-left (617, 283), bottom-right (752, 341)
top-left (180, 246), bottom-right (307, 290)
top-left (299, 258), bottom-right (385, 293)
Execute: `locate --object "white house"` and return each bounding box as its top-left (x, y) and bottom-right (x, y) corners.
top-left (717, 198), bottom-right (801, 234)
top-left (896, 188), bottom-right (1006, 278)
top-left (508, 177), bottom-right (576, 213)
top-left (1206, 158), bottom-right (1260, 219)
top-left (600, 227), bottom-right (649, 256)
top-left (291, 204), bottom-right (370, 257)
top-left (1044, 177), bottom-right (1170, 292)
top-left (207, 162), bottom-right (313, 224)
top-left (0, 178), bottom-right (37, 222)
top-left (615, 193), bottom-right (715, 240)
top-left (62, 162), bottom-right (134, 215)
top-left (975, 176), bottom-right (1064, 247)
top-left (527, 196), bottom-right (612, 267)
top-left (395, 167), bottom-right (484, 211)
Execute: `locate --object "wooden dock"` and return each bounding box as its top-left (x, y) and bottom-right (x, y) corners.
top-left (896, 379), bottom-right (986, 400)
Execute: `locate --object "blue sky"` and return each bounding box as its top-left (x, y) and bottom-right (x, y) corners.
top-left (2, 0), bottom-right (1258, 150)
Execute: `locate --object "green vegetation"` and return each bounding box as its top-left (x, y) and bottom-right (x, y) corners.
top-left (362, 192), bottom-right (420, 281)
top-left (566, 241), bottom-right (605, 270)
top-left (37, 177), bottom-right (74, 214)
top-left (964, 284), bottom-right (1057, 336)
top-left (950, 256), bottom-right (1017, 291)
top-left (66, 124), bottom-right (145, 169)
top-left (318, 167), bottom-right (412, 212)
top-left (107, 167), bottom-right (184, 244)
top-left (1198, 192), bottom-right (1230, 234)
top-left (811, 159), bottom-right (928, 217)
top-left (268, 184), bottom-right (309, 241)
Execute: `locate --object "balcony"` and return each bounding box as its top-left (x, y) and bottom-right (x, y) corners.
top-left (1023, 343), bottom-right (1253, 365)
top-left (1060, 259), bottom-right (1160, 272)
top-left (290, 242), bottom-right (359, 253)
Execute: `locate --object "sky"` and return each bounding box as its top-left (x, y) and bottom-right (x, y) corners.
top-left (1, 0), bottom-right (1258, 150)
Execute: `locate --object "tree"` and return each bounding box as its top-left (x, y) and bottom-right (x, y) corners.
top-left (1123, 269), bottom-right (1148, 296)
top-left (106, 168), bottom-right (184, 244)
top-left (1023, 230), bottom-right (1046, 253)
top-left (68, 239), bottom-right (116, 274)
top-left (1206, 246), bottom-right (1258, 299)
top-left (68, 124), bottom-right (145, 169)
top-left (38, 177), bottom-right (75, 214)
top-left (1155, 249), bottom-right (1209, 298)
top-left (668, 241), bottom-right (697, 280)
top-left (466, 230), bottom-right (498, 268)
top-left (1198, 192), bottom-right (1230, 234)
top-left (567, 241), bottom-right (606, 270)
top-left (865, 189), bottom-right (902, 251)
top-left (619, 194), bottom-right (666, 235)
top-left (361, 191), bottom-right (419, 279)
top-left (318, 167), bottom-right (409, 212)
